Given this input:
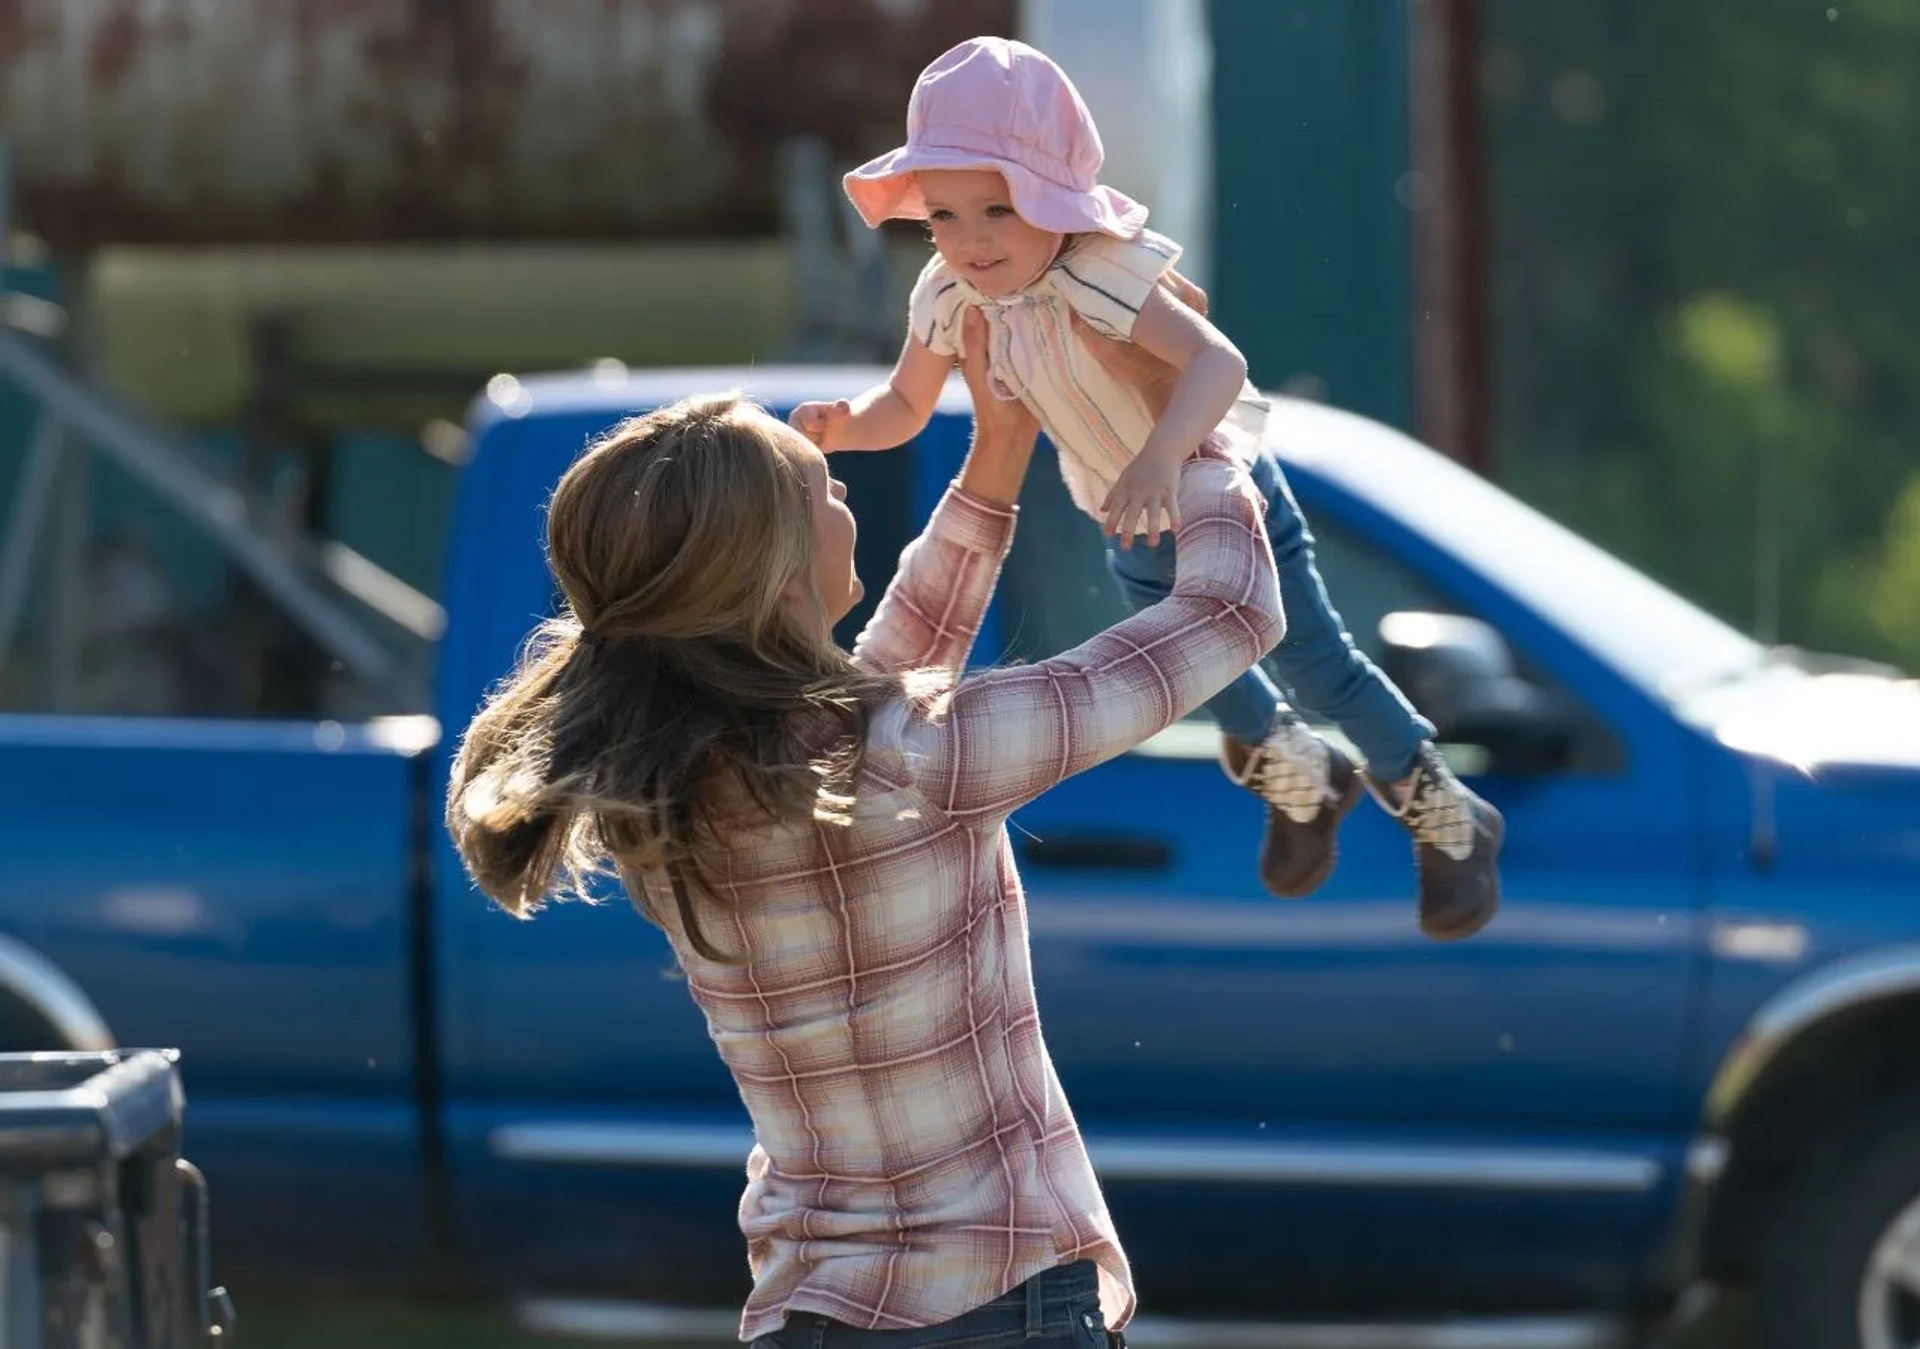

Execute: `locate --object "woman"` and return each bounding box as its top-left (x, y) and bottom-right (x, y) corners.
top-left (445, 306), bottom-right (1284, 1347)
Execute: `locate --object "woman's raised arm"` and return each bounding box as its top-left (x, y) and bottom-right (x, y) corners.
top-left (910, 445), bottom-right (1283, 822)
top-left (850, 309), bottom-right (1041, 681)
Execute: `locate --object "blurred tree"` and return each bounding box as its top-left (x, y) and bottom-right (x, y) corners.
top-left (1481, 0), bottom-right (1920, 670)
top-left (1860, 473), bottom-right (1920, 659)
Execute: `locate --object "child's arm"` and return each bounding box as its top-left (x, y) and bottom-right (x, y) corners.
top-left (790, 335), bottom-right (952, 453)
top-left (1099, 286), bottom-right (1248, 543)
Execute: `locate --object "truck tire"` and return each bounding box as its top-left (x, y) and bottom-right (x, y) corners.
top-left (1758, 1094), bottom-right (1920, 1349)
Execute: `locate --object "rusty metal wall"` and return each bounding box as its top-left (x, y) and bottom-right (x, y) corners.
top-left (0, 0), bottom-right (1013, 248)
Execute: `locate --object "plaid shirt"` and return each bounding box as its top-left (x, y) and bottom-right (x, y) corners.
top-left (665, 451), bottom-right (1282, 1342)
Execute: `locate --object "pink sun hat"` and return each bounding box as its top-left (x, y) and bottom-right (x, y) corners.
top-left (843, 36), bottom-right (1148, 241)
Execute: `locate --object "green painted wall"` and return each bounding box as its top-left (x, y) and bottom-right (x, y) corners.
top-left (1208, 0), bottom-right (1413, 430)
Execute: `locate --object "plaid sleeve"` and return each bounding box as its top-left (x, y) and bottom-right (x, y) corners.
top-left (913, 452), bottom-right (1284, 820)
top-left (851, 483), bottom-right (1016, 680)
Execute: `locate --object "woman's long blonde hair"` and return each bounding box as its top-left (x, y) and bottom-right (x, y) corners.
top-left (445, 394), bottom-right (896, 961)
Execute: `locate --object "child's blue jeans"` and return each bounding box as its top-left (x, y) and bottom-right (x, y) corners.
top-left (1106, 448), bottom-right (1434, 782)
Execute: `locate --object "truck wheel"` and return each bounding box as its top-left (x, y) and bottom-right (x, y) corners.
top-left (1758, 1095), bottom-right (1920, 1349)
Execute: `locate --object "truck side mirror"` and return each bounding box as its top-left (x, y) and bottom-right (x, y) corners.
top-left (1377, 611), bottom-right (1574, 776)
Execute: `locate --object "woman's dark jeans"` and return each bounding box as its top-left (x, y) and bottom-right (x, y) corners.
top-left (750, 1260), bottom-right (1122, 1348)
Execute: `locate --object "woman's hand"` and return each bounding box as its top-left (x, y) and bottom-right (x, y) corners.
top-left (1163, 267), bottom-right (1209, 317)
top-left (957, 309), bottom-right (1038, 443)
top-left (955, 307), bottom-right (1040, 505)
top-left (1073, 315), bottom-right (1181, 422)
top-left (1072, 267), bottom-right (1210, 422)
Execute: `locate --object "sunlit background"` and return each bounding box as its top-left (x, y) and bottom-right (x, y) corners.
top-left (0, 2), bottom-right (1914, 1346)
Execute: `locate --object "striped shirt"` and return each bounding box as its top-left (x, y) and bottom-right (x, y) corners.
top-left (652, 451), bottom-right (1284, 1341)
top-left (908, 230), bottom-right (1271, 531)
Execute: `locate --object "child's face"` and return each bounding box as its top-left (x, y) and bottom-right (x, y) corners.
top-left (917, 169), bottom-right (1064, 297)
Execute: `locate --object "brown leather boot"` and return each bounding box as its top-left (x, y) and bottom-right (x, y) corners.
top-left (1222, 720), bottom-right (1364, 898)
top-left (1367, 743), bottom-right (1504, 940)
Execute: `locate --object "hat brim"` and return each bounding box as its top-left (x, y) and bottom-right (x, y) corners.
top-left (843, 144), bottom-right (1147, 240)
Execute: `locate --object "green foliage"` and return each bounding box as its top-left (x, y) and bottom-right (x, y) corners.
top-left (1482, 0), bottom-right (1920, 671)
top-left (1861, 472), bottom-right (1920, 657)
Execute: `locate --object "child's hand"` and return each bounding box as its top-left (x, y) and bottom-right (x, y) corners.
top-left (1101, 447), bottom-right (1184, 547)
top-left (789, 399), bottom-right (852, 451)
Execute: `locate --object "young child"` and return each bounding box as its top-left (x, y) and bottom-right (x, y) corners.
top-left (791, 36), bottom-right (1502, 939)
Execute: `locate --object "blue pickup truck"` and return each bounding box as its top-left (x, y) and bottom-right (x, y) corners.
top-left (0, 364), bottom-right (1916, 1349)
